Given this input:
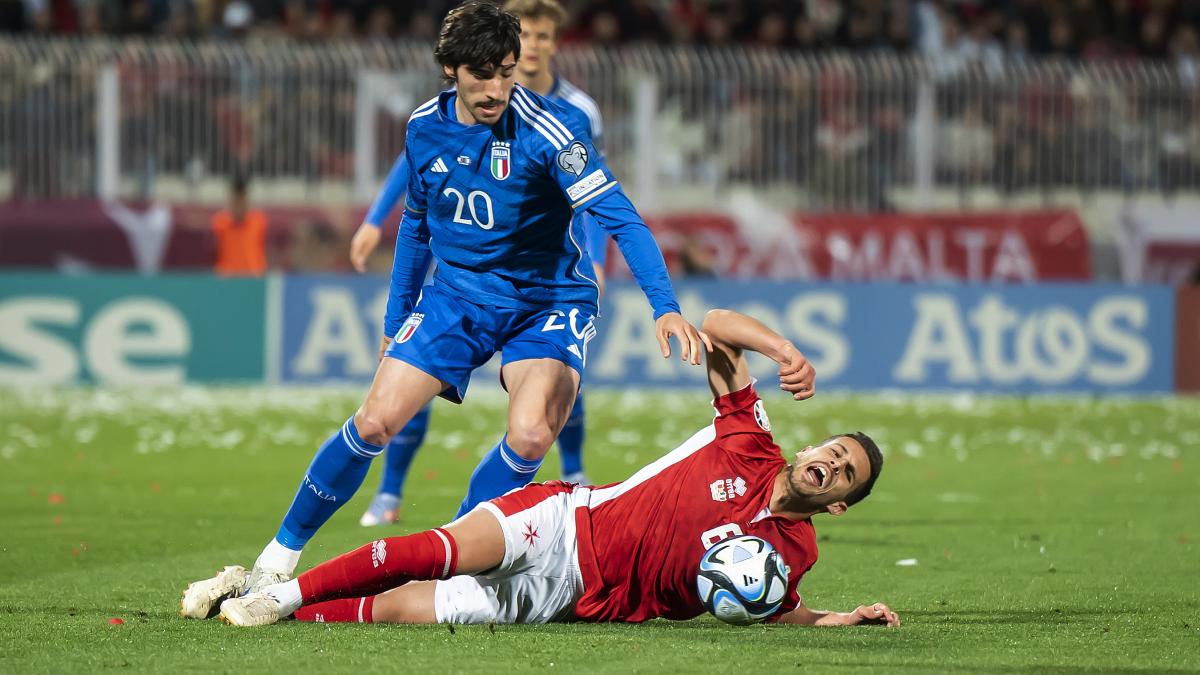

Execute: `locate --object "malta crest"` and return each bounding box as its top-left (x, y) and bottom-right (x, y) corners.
top-left (490, 141), bottom-right (511, 180)
top-left (396, 313), bottom-right (424, 343)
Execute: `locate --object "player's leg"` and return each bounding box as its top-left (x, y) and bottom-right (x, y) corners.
top-left (292, 581), bottom-right (438, 624)
top-left (557, 392), bottom-right (587, 484)
top-left (219, 508), bottom-right (505, 626)
top-left (253, 358), bottom-right (444, 579)
top-left (454, 358), bottom-right (579, 517)
top-left (181, 357), bottom-right (445, 620)
top-left (360, 404), bottom-right (433, 527)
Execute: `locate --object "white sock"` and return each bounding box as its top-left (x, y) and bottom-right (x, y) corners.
top-left (255, 538), bottom-right (302, 575)
top-left (265, 578), bottom-right (303, 616)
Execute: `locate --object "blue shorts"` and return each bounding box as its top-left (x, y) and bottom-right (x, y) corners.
top-left (385, 285), bottom-right (597, 403)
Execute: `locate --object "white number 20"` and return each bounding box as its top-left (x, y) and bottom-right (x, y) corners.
top-left (442, 188), bottom-right (494, 230)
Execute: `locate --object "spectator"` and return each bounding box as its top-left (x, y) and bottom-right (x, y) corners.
top-left (210, 174), bottom-right (269, 276)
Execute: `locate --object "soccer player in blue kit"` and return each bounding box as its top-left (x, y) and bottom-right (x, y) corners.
top-left (351, 0), bottom-right (610, 528)
top-left (181, 0), bottom-right (707, 617)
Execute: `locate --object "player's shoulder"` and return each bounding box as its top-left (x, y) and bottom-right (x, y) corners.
top-left (405, 92), bottom-right (447, 137)
top-left (553, 77), bottom-right (603, 136)
top-left (509, 84), bottom-right (589, 152)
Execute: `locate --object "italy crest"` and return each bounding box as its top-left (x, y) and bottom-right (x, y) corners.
top-left (490, 141), bottom-right (511, 180)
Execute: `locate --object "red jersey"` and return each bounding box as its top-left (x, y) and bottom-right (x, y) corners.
top-left (572, 383), bottom-right (819, 622)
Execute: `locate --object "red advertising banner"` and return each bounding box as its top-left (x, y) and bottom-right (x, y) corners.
top-left (638, 209), bottom-right (1091, 282)
top-left (1177, 286), bottom-right (1200, 393)
top-left (2, 201), bottom-right (1090, 282)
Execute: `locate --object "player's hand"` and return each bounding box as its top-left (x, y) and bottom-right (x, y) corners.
top-left (774, 341), bottom-right (815, 400)
top-left (378, 335), bottom-right (393, 362)
top-left (655, 312), bottom-right (712, 365)
top-left (845, 603), bottom-right (900, 627)
top-left (350, 223), bottom-right (383, 273)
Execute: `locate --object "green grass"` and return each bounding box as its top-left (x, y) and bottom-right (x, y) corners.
top-left (1, 386), bottom-right (1198, 673)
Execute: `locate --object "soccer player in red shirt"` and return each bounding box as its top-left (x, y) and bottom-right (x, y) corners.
top-left (214, 308), bottom-right (898, 628)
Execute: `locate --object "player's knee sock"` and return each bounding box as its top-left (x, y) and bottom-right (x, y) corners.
top-left (295, 528), bottom-right (458, 606)
top-left (558, 394), bottom-right (585, 477)
top-left (379, 405), bottom-right (430, 497)
top-left (454, 435), bottom-right (542, 519)
top-left (273, 417), bottom-right (383, 558)
top-left (293, 596), bottom-right (374, 624)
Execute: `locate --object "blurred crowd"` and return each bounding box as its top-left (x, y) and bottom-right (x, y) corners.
top-left (2, 0), bottom-right (1200, 63)
top-left (4, 1), bottom-right (1200, 208)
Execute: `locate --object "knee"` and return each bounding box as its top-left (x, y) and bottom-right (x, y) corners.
top-left (353, 410), bottom-right (394, 447)
top-left (505, 421), bottom-right (555, 460)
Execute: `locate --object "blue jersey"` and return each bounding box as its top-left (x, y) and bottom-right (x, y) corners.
top-left (383, 85), bottom-right (676, 337)
top-left (368, 76), bottom-right (608, 268)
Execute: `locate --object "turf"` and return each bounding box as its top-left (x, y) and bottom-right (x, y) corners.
top-left (0, 386), bottom-right (1197, 674)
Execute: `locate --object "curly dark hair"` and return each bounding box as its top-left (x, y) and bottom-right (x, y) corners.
top-left (434, 1), bottom-right (522, 76)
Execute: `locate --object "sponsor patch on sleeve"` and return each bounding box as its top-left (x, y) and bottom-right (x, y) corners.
top-left (566, 169), bottom-right (608, 202)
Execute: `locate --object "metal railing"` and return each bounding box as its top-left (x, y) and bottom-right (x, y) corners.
top-left (1, 37), bottom-right (1197, 210)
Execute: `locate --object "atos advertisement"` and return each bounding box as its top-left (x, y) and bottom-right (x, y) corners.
top-left (276, 277), bottom-right (1174, 393)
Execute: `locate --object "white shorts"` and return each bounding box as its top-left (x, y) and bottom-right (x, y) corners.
top-left (434, 482), bottom-right (585, 625)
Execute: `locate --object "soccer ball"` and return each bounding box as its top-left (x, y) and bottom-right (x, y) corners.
top-left (696, 535), bottom-right (788, 625)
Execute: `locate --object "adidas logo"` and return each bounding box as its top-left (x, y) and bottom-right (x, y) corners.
top-left (430, 158), bottom-right (448, 173)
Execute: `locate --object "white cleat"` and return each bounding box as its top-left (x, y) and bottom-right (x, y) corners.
top-left (244, 566), bottom-right (291, 594)
top-left (180, 565), bottom-right (248, 619)
top-left (359, 493), bottom-right (401, 527)
top-left (219, 592), bottom-right (283, 627)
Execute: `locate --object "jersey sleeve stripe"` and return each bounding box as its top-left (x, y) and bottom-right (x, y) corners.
top-left (408, 95), bottom-right (440, 122)
top-left (511, 91), bottom-right (570, 146)
top-left (509, 95), bottom-right (566, 149)
top-left (570, 181), bottom-right (618, 209)
top-left (586, 425), bottom-right (717, 508)
top-left (403, 198), bottom-right (426, 215)
top-left (513, 88), bottom-right (574, 144)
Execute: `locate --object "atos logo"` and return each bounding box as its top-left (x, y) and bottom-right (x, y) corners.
top-left (709, 477), bottom-right (747, 502)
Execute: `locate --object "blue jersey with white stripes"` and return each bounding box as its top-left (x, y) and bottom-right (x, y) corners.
top-left (383, 84), bottom-right (677, 336)
top-left (368, 76), bottom-right (608, 268)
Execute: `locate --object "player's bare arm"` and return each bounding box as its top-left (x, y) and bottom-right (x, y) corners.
top-left (775, 601), bottom-right (900, 627)
top-left (701, 309), bottom-right (815, 399)
top-left (350, 223), bottom-right (382, 273)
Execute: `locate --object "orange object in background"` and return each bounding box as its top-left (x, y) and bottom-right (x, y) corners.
top-left (211, 208), bottom-right (268, 276)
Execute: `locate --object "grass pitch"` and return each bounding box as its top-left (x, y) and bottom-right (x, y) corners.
top-left (0, 386), bottom-right (1197, 673)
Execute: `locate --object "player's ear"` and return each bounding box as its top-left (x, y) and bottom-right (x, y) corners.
top-left (825, 501), bottom-right (848, 517)
top-left (442, 64), bottom-right (456, 81)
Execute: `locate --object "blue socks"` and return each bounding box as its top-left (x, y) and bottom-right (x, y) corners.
top-left (455, 435), bottom-right (542, 519)
top-left (379, 405), bottom-right (431, 498)
top-left (276, 417), bottom-right (383, 551)
top-left (558, 394), bottom-right (585, 477)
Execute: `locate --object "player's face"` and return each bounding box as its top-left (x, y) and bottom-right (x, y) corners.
top-left (446, 54), bottom-right (518, 126)
top-left (518, 15), bottom-right (558, 79)
top-left (786, 437), bottom-right (870, 510)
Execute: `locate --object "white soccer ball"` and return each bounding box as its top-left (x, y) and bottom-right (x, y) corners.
top-left (696, 535), bottom-right (788, 625)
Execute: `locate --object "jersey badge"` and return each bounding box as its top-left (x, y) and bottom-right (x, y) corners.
top-left (753, 400), bottom-right (771, 432)
top-left (490, 141), bottom-right (511, 180)
top-left (396, 312), bottom-right (424, 343)
top-left (709, 476), bottom-right (747, 502)
top-left (557, 141), bottom-right (588, 176)
top-left (430, 157), bottom-right (448, 173)
top-left (457, 155), bottom-right (471, 166)
top-left (521, 522), bottom-right (540, 547)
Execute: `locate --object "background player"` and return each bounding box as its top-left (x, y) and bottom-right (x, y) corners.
top-left (216, 308), bottom-right (896, 628)
top-left (182, 0), bottom-right (705, 617)
top-left (353, 0), bottom-right (609, 528)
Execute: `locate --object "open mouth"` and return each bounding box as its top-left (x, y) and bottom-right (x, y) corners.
top-left (478, 101), bottom-right (503, 115)
top-left (805, 464), bottom-right (828, 489)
